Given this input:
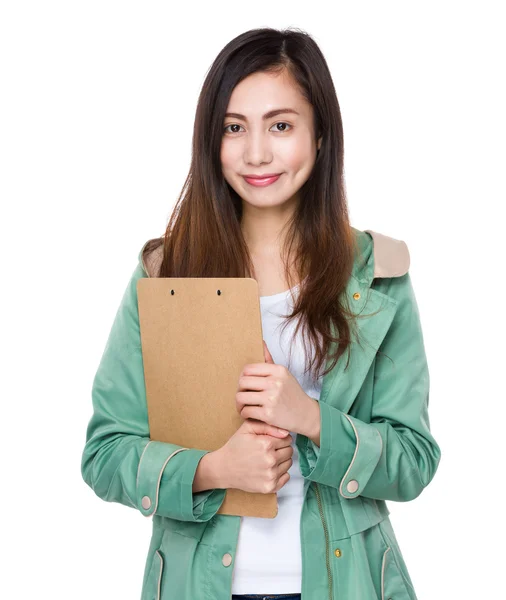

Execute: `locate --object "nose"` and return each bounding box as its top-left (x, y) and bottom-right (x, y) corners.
top-left (243, 130), bottom-right (272, 166)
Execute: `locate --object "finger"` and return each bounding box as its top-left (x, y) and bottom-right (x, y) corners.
top-left (240, 405), bottom-right (265, 423)
top-left (275, 472), bottom-right (290, 492)
top-left (236, 391), bottom-right (263, 414)
top-left (237, 375), bottom-right (266, 392)
top-left (275, 444), bottom-right (294, 460)
top-left (277, 458), bottom-right (293, 476)
top-left (241, 363), bottom-right (277, 377)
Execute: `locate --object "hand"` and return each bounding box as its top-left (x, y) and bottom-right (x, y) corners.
top-left (235, 340), bottom-right (318, 437)
top-left (217, 418), bottom-right (294, 493)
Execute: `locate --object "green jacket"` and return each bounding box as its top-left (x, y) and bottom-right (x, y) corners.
top-left (81, 227), bottom-right (441, 600)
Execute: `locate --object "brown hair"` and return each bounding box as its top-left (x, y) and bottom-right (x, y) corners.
top-left (144, 26), bottom-right (361, 381)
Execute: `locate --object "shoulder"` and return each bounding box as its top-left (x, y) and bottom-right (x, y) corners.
top-left (138, 237), bottom-right (164, 277)
top-left (362, 228), bottom-right (410, 278)
top-left (139, 229), bottom-right (410, 279)
top-left (353, 228), bottom-right (418, 322)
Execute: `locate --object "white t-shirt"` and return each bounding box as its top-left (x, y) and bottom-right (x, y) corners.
top-left (231, 282), bottom-right (323, 595)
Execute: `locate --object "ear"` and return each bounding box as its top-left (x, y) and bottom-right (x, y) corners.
top-left (317, 136), bottom-right (322, 151)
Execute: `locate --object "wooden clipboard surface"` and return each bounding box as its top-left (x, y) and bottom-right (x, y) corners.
top-left (137, 277), bottom-right (278, 518)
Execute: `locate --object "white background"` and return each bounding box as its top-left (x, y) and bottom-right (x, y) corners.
top-left (2, 1), bottom-right (504, 598)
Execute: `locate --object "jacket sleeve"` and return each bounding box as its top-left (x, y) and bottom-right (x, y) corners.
top-left (296, 271), bottom-right (442, 502)
top-left (81, 260), bottom-right (226, 521)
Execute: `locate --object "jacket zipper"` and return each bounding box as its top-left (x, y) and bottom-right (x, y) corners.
top-left (155, 549), bottom-right (163, 600)
top-left (313, 481), bottom-right (333, 600)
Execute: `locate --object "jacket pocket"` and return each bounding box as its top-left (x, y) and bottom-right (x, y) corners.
top-left (143, 549), bottom-right (164, 600)
top-left (378, 520), bottom-right (417, 599)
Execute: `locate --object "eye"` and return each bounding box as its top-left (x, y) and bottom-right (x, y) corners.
top-left (270, 122), bottom-right (292, 132)
top-left (223, 123), bottom-right (244, 134)
top-left (223, 122), bottom-right (292, 134)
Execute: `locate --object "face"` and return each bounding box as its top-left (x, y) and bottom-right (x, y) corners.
top-left (220, 69), bottom-right (321, 213)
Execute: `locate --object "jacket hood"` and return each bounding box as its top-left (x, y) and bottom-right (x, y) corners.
top-left (351, 227), bottom-right (410, 287)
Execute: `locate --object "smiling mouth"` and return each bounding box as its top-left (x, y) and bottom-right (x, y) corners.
top-left (242, 174), bottom-right (282, 187)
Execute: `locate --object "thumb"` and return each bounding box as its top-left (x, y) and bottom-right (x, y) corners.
top-left (263, 340), bottom-right (275, 364)
top-left (247, 419), bottom-right (289, 437)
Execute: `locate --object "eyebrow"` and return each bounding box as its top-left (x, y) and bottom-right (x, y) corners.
top-left (224, 108), bottom-right (300, 121)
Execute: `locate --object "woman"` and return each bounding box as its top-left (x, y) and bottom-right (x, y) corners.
top-left (81, 27), bottom-right (441, 600)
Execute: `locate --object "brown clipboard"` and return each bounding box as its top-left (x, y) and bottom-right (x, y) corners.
top-left (136, 277), bottom-right (278, 518)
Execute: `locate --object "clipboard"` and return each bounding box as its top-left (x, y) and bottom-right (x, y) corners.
top-left (137, 277), bottom-right (278, 518)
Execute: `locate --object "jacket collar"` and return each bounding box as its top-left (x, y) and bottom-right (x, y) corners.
top-left (351, 226), bottom-right (375, 286)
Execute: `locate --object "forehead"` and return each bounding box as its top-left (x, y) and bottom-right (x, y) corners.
top-left (226, 70), bottom-right (310, 117)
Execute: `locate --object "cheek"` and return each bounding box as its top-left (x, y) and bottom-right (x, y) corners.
top-left (220, 145), bottom-right (240, 189)
top-left (220, 142), bottom-right (237, 171)
top-left (279, 137), bottom-right (314, 172)
top-left (283, 150), bottom-right (315, 179)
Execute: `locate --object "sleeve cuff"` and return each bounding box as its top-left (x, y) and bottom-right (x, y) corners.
top-left (136, 441), bottom-right (226, 521)
top-left (296, 402), bottom-right (383, 499)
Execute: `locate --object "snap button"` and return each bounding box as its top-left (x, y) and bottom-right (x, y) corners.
top-left (222, 553), bottom-right (232, 567)
top-left (334, 548), bottom-right (342, 558)
top-left (346, 479), bottom-right (359, 493)
top-left (353, 292), bottom-right (360, 300)
top-left (141, 496), bottom-right (151, 509)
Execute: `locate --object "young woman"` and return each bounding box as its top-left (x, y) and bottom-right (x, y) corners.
top-left (81, 27), bottom-right (441, 600)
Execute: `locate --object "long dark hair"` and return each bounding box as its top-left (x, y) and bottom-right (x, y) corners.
top-left (144, 26), bottom-right (361, 381)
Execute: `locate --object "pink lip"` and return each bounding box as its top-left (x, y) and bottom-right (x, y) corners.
top-left (243, 174), bottom-right (282, 187)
